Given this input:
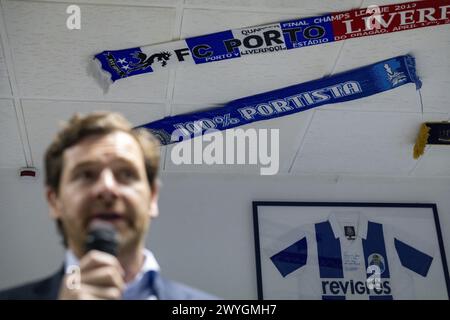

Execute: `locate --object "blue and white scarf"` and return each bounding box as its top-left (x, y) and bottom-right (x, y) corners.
top-left (137, 55), bottom-right (421, 145)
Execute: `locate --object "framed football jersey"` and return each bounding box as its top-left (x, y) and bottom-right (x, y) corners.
top-left (253, 202), bottom-right (450, 300)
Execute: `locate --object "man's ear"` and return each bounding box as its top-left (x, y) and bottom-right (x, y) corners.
top-left (149, 179), bottom-right (160, 218)
top-left (46, 187), bottom-right (61, 220)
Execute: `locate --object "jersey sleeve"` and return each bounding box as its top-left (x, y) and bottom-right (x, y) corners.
top-left (270, 236), bottom-right (307, 277)
top-left (389, 225), bottom-right (435, 277)
top-left (394, 238), bottom-right (433, 277)
top-left (263, 223), bottom-right (314, 278)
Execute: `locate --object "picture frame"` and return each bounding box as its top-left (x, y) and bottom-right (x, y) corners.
top-left (253, 201), bottom-right (450, 300)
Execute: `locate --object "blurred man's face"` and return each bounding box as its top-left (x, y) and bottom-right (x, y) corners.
top-left (47, 131), bottom-right (158, 257)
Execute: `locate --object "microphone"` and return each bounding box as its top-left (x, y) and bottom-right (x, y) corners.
top-left (85, 221), bottom-right (118, 256)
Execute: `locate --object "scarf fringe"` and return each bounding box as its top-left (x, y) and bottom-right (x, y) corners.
top-left (88, 57), bottom-right (112, 93)
top-left (413, 123), bottom-right (430, 159)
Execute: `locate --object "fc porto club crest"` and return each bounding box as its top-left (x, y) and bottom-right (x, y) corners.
top-left (104, 50), bottom-right (172, 78)
top-left (368, 253), bottom-right (386, 274)
top-left (384, 63), bottom-right (407, 87)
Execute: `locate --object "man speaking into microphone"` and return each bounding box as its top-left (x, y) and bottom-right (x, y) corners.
top-left (0, 112), bottom-right (215, 300)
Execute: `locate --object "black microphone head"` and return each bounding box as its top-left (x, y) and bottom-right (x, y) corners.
top-left (85, 221), bottom-right (118, 256)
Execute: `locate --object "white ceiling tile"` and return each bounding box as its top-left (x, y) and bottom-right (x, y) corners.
top-left (322, 84), bottom-right (421, 113)
top-left (3, 1), bottom-right (176, 100)
top-left (0, 41), bottom-right (12, 97)
top-left (181, 9), bottom-right (315, 38)
top-left (412, 28), bottom-right (450, 114)
top-left (419, 78), bottom-right (450, 114)
top-left (411, 146), bottom-right (450, 177)
top-left (332, 25), bottom-right (446, 73)
top-left (185, 0), bottom-right (359, 14)
top-left (0, 99), bottom-right (26, 168)
top-left (291, 109), bottom-right (424, 175)
top-left (173, 47), bottom-right (342, 105)
top-left (164, 103), bottom-right (313, 174)
top-left (360, 0), bottom-right (420, 6)
top-left (22, 100), bottom-right (166, 169)
top-left (32, 0), bottom-right (181, 5)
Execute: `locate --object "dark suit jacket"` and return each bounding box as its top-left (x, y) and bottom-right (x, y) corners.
top-left (0, 268), bottom-right (217, 300)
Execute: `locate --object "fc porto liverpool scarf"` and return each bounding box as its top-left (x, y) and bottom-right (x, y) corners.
top-left (92, 0), bottom-right (448, 88)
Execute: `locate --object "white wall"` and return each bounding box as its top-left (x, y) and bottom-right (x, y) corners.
top-left (1, 168), bottom-right (449, 299)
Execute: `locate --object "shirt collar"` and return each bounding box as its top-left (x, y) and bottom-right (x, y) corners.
top-left (328, 212), bottom-right (368, 240)
top-left (126, 248), bottom-right (160, 288)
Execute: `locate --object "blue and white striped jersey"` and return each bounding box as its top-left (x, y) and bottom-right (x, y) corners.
top-left (269, 213), bottom-right (433, 300)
